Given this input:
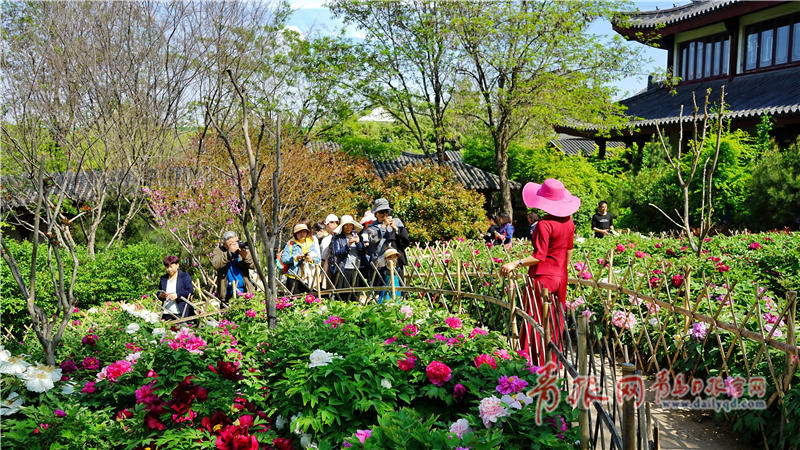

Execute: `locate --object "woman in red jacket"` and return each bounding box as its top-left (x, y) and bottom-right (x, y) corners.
top-left (500, 178), bottom-right (580, 366)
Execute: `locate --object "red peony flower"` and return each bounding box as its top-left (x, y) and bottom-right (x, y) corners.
top-left (474, 354), bottom-right (497, 369)
top-left (215, 415), bottom-right (258, 450)
top-left (169, 376), bottom-right (208, 414)
top-left (273, 437), bottom-right (295, 450)
top-left (397, 354), bottom-right (417, 371)
top-left (200, 411), bottom-right (233, 435)
top-left (116, 409), bottom-right (133, 420)
top-left (209, 361), bottom-right (245, 381)
top-left (425, 360), bottom-right (452, 386)
top-left (671, 274), bottom-right (684, 287)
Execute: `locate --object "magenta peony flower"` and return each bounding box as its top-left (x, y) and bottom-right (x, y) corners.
top-left (426, 360), bottom-right (452, 386)
top-left (474, 354), bottom-right (497, 369)
top-left (355, 429), bottom-right (371, 444)
top-left (324, 315), bottom-right (345, 328)
top-left (689, 322), bottom-right (708, 340)
top-left (384, 337), bottom-right (398, 345)
top-left (496, 375), bottom-right (528, 395)
top-left (82, 381), bottom-right (97, 394)
top-left (671, 274), bottom-right (684, 287)
top-left (54, 409), bottom-right (66, 418)
top-left (445, 317), bottom-right (463, 329)
top-left (245, 309), bottom-right (257, 318)
top-left (749, 242), bottom-right (762, 250)
top-left (82, 357), bottom-right (100, 371)
top-left (397, 354), bottom-right (417, 371)
top-left (469, 327), bottom-right (487, 338)
top-left (60, 359), bottom-right (78, 374)
top-left (453, 383), bottom-right (467, 400)
top-left (493, 349), bottom-right (512, 360)
top-left (82, 334), bottom-right (98, 346)
top-left (615, 244), bottom-right (626, 253)
top-left (401, 324), bottom-right (419, 337)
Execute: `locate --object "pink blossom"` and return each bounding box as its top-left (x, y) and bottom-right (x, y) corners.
top-left (671, 274), bottom-right (684, 287)
top-left (397, 354), bottom-right (417, 371)
top-left (399, 305), bottom-right (413, 319)
top-left (582, 309), bottom-right (594, 321)
top-left (496, 375), bottom-right (528, 394)
top-left (474, 354), bottom-right (497, 369)
top-left (493, 349), bottom-right (512, 360)
top-left (96, 360), bottom-right (134, 382)
top-left (478, 396), bottom-right (509, 428)
top-left (469, 327), bottom-right (487, 338)
top-left (611, 310), bottom-right (637, 330)
top-left (245, 309), bottom-right (257, 318)
top-left (401, 324), bottom-right (419, 336)
top-left (689, 322), bottom-right (708, 340)
top-left (324, 315), bottom-right (345, 328)
top-left (453, 383), bottom-right (467, 400)
top-left (82, 381), bottom-right (97, 394)
top-left (445, 317), bottom-right (463, 329)
top-left (615, 244), bottom-right (626, 253)
top-left (384, 337), bottom-right (398, 345)
top-left (450, 418), bottom-right (470, 438)
top-left (355, 429), bottom-right (371, 444)
top-left (565, 296), bottom-right (586, 311)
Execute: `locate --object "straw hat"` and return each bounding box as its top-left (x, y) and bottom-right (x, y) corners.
top-left (333, 215), bottom-right (363, 234)
top-left (292, 223), bottom-right (309, 236)
top-left (383, 248), bottom-right (400, 259)
top-left (521, 179), bottom-right (581, 217)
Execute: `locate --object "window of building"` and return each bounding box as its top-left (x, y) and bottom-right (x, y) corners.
top-left (678, 33), bottom-right (729, 82)
top-left (744, 14), bottom-right (800, 71)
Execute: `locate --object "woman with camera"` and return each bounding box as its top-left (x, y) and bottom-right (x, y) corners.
top-left (330, 215), bottom-right (366, 302)
top-left (281, 223), bottom-right (321, 295)
top-left (211, 230), bottom-right (256, 302)
top-left (158, 255), bottom-right (195, 320)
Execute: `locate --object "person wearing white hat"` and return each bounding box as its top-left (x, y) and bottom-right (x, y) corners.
top-left (330, 215), bottom-right (365, 301)
top-left (319, 214), bottom-right (339, 275)
top-left (280, 223), bottom-right (321, 294)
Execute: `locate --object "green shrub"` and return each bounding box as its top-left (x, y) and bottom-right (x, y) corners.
top-left (377, 164), bottom-right (487, 241)
top-left (747, 141), bottom-right (800, 230)
top-left (1, 240), bottom-right (179, 330)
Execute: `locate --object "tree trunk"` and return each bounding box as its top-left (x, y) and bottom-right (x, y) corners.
top-left (493, 130), bottom-right (513, 222)
top-left (435, 129), bottom-right (446, 164)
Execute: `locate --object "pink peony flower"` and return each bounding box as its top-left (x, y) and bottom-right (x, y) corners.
top-left (689, 322), bottom-right (708, 340)
top-left (245, 309), bottom-right (257, 318)
top-left (611, 310), bottom-right (637, 330)
top-left (399, 305), bottom-right (413, 319)
top-left (445, 317), bottom-right (463, 329)
top-left (469, 327), bottom-right (487, 338)
top-left (450, 418), bottom-right (470, 438)
top-left (324, 315), bottom-right (344, 328)
top-left (82, 357), bottom-right (100, 371)
top-left (54, 409), bottom-right (66, 418)
top-left (426, 360), bottom-right (452, 386)
top-left (355, 429), bottom-right (371, 444)
top-left (566, 296), bottom-right (586, 311)
top-left (749, 242), bottom-right (762, 250)
top-left (397, 354), bottom-right (417, 371)
top-left (493, 349), bottom-right (512, 360)
top-left (474, 354), bottom-right (497, 369)
top-left (82, 381), bottom-right (97, 394)
top-left (655, 242), bottom-right (663, 248)
top-left (615, 244), bottom-right (626, 253)
top-left (401, 324), bottom-right (419, 336)
top-left (671, 274), bottom-right (684, 287)
top-left (478, 396), bottom-right (509, 428)
top-left (384, 337), bottom-right (398, 345)
top-left (96, 360), bottom-right (134, 382)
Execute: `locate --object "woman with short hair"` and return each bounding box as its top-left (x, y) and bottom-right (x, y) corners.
top-left (330, 215), bottom-right (366, 301)
top-left (158, 255), bottom-right (195, 320)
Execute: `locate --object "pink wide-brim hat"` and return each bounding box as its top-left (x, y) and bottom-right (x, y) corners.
top-left (522, 178), bottom-right (581, 217)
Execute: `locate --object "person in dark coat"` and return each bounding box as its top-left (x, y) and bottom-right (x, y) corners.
top-left (366, 198), bottom-right (410, 287)
top-left (158, 255), bottom-right (195, 320)
top-left (330, 215), bottom-right (366, 302)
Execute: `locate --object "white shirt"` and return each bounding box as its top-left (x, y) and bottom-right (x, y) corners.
top-left (320, 235), bottom-right (333, 260)
top-left (164, 277), bottom-right (179, 314)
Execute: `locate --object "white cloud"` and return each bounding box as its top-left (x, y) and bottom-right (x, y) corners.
top-left (290, 0), bottom-right (327, 9)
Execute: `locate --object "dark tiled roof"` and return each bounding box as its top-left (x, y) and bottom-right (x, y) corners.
top-left (550, 138), bottom-right (625, 156)
top-left (370, 151), bottom-right (520, 191)
top-left (2, 168), bottom-right (193, 206)
top-left (566, 67), bottom-right (800, 132)
top-left (620, 0), bottom-right (739, 29)
top-left (304, 141), bottom-right (341, 153)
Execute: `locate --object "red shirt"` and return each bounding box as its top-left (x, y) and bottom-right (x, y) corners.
top-left (528, 215), bottom-right (575, 279)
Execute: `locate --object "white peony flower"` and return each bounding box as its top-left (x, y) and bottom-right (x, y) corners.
top-left (0, 355), bottom-right (30, 376)
top-left (88, 307), bottom-right (99, 314)
top-left (126, 323), bottom-right (141, 334)
top-left (648, 317), bottom-right (659, 327)
top-left (575, 237), bottom-right (586, 244)
top-left (204, 319), bottom-right (219, 328)
top-left (61, 382), bottom-right (76, 395)
top-left (380, 378), bottom-right (392, 389)
top-left (0, 346), bottom-right (11, 363)
top-left (275, 415), bottom-right (287, 430)
top-left (300, 433), bottom-right (318, 449)
top-left (500, 394), bottom-right (523, 410)
top-left (399, 305), bottom-right (413, 319)
top-left (0, 391), bottom-right (23, 416)
top-left (126, 352), bottom-right (142, 363)
top-left (291, 413), bottom-right (303, 435)
top-left (308, 349), bottom-right (340, 368)
top-left (151, 327), bottom-right (166, 337)
top-left (318, 305), bottom-right (328, 314)
top-left (23, 364), bottom-right (62, 393)
top-left (449, 418), bottom-right (471, 438)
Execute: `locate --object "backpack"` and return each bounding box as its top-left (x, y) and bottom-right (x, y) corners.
top-left (281, 241), bottom-right (294, 275)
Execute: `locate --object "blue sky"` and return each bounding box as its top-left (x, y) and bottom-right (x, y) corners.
top-left (287, 1), bottom-right (688, 100)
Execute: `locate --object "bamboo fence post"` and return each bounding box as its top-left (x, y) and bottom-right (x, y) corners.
top-left (389, 260), bottom-right (397, 301)
top-left (621, 363), bottom-right (637, 450)
top-left (785, 291), bottom-right (797, 389)
top-left (543, 287), bottom-right (551, 364)
top-left (577, 315), bottom-right (589, 450)
top-left (316, 265), bottom-right (322, 301)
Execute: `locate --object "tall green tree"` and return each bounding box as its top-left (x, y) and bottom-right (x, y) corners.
top-left (329, 0), bottom-right (459, 163)
top-left (452, 0), bottom-right (638, 219)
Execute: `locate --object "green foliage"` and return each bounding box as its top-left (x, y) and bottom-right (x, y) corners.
top-left (378, 164), bottom-right (487, 241)
top-left (328, 116), bottom-right (415, 159)
top-left (1, 240), bottom-right (179, 331)
top-left (747, 140), bottom-right (800, 230)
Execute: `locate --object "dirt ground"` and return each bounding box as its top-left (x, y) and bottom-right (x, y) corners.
top-left (649, 407), bottom-right (754, 450)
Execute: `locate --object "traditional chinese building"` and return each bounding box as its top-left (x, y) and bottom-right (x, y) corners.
top-left (558, 1), bottom-right (800, 149)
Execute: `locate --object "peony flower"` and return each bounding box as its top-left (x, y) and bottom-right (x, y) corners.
top-left (0, 355), bottom-right (30, 375)
top-left (82, 381), bottom-right (97, 394)
top-left (355, 429), bottom-right (372, 444)
top-left (450, 418), bottom-right (471, 438)
top-left (54, 409), bottom-right (66, 418)
top-left (397, 354), bottom-right (417, 371)
top-left (453, 383), bottom-right (467, 400)
top-left (496, 375), bottom-right (528, 395)
top-left (308, 349), bottom-right (340, 368)
top-left (474, 354), bottom-right (497, 369)
top-left (82, 334), bottom-right (98, 346)
top-left (23, 364), bottom-right (62, 393)
top-left (82, 357), bottom-right (100, 371)
top-left (478, 396), bottom-right (509, 428)
top-left (749, 242), bottom-right (762, 250)
top-left (125, 323), bottom-right (140, 334)
top-left (209, 361), bottom-right (244, 381)
top-left (611, 310), bottom-right (637, 330)
top-left (274, 415), bottom-right (287, 430)
top-left (426, 360), bottom-right (452, 386)
top-left (380, 378), bottom-right (392, 389)
top-left (493, 349), bottom-right (512, 360)
top-left (61, 382), bottom-right (76, 395)
top-left (565, 296), bottom-right (586, 311)
top-left (401, 324), bottom-right (419, 336)
top-left (324, 315), bottom-right (344, 328)
top-left (445, 317), bottom-right (463, 329)
top-left (671, 274), bottom-right (684, 287)
top-left (152, 327), bottom-right (167, 337)
top-left (469, 327), bottom-right (487, 338)
top-left (0, 392), bottom-right (23, 416)
top-left (689, 322), bottom-right (708, 340)
top-left (399, 305), bottom-right (413, 319)
top-left (245, 309), bottom-right (257, 318)
top-left (615, 244), bottom-right (626, 253)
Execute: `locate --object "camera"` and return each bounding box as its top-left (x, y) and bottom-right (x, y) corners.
top-left (238, 240), bottom-right (249, 250)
